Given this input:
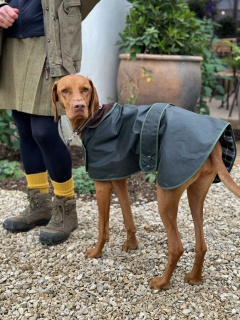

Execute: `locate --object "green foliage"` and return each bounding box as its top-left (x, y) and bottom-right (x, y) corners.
top-left (215, 16), bottom-right (237, 38)
top-left (0, 160), bottom-right (25, 179)
top-left (72, 166), bottom-right (95, 194)
top-left (144, 172), bottom-right (156, 185)
top-left (196, 19), bottom-right (227, 114)
top-left (0, 110), bottom-right (19, 151)
top-left (117, 0), bottom-right (226, 114)
top-left (222, 41), bottom-right (240, 71)
top-left (117, 0), bottom-right (211, 59)
top-left (188, 0), bottom-right (220, 19)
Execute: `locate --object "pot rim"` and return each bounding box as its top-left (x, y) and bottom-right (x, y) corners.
top-left (119, 53), bottom-right (203, 62)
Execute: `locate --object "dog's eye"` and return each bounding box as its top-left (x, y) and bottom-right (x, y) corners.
top-left (61, 89), bottom-right (68, 94)
top-left (83, 88), bottom-right (89, 93)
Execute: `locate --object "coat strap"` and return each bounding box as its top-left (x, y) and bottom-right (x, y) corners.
top-left (140, 103), bottom-right (170, 173)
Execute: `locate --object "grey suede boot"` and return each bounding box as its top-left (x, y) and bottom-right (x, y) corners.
top-left (2, 189), bottom-right (52, 232)
top-left (39, 196), bottom-right (78, 245)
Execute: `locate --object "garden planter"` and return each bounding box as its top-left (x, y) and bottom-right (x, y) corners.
top-left (117, 54), bottom-right (203, 111)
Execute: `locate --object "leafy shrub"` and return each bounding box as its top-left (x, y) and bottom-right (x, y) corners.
top-left (0, 110), bottom-right (19, 151)
top-left (196, 19), bottom-right (227, 114)
top-left (215, 16), bottom-right (237, 38)
top-left (0, 160), bottom-right (25, 179)
top-left (72, 166), bottom-right (95, 194)
top-left (117, 0), bottom-right (212, 59)
top-left (188, 0), bottom-right (220, 20)
top-left (222, 41), bottom-right (240, 71)
top-left (117, 0), bottom-right (226, 114)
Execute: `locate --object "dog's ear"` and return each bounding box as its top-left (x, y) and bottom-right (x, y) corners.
top-left (52, 81), bottom-right (59, 122)
top-left (89, 79), bottom-right (100, 117)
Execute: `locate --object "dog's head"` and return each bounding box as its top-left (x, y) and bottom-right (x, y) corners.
top-left (52, 74), bottom-right (100, 131)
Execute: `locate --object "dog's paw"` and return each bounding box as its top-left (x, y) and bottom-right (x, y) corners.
top-left (122, 239), bottom-right (138, 252)
top-left (184, 273), bottom-right (202, 285)
top-left (148, 277), bottom-right (170, 290)
top-left (84, 248), bottom-right (102, 259)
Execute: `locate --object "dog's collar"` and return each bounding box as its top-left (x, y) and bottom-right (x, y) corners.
top-left (66, 104), bottom-right (103, 145)
top-left (66, 103), bottom-right (115, 145)
top-left (74, 104), bottom-right (103, 134)
top-left (86, 102), bottom-right (115, 127)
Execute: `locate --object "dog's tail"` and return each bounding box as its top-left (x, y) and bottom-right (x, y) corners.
top-left (211, 141), bottom-right (240, 198)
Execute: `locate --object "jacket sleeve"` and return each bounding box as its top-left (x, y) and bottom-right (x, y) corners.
top-left (0, 1), bottom-right (8, 8)
top-left (0, 1), bottom-right (8, 59)
top-left (80, 0), bottom-right (100, 20)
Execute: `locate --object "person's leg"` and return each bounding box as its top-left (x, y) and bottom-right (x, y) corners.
top-left (12, 110), bottom-right (50, 192)
top-left (30, 114), bottom-right (74, 195)
top-left (30, 114), bottom-right (77, 244)
top-left (3, 111), bottom-right (52, 232)
top-left (3, 112), bottom-right (77, 244)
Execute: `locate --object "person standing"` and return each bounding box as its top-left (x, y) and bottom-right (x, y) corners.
top-left (0, 0), bottom-right (100, 245)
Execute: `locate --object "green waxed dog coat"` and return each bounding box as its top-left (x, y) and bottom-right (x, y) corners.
top-left (82, 103), bottom-right (236, 189)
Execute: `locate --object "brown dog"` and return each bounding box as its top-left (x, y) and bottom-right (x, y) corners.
top-left (52, 74), bottom-right (240, 290)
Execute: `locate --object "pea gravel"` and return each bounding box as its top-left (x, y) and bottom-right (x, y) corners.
top-left (0, 166), bottom-right (239, 320)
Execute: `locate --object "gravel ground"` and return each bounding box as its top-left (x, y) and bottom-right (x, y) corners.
top-left (0, 167), bottom-right (240, 320)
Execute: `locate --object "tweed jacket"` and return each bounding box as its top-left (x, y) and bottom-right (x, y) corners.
top-left (0, 0), bottom-right (100, 76)
top-left (82, 103), bottom-right (236, 189)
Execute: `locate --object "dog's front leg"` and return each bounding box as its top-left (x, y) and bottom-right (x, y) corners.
top-left (112, 179), bottom-right (138, 252)
top-left (84, 180), bottom-right (113, 259)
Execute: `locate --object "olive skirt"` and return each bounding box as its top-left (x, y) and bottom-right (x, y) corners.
top-left (0, 36), bottom-right (63, 116)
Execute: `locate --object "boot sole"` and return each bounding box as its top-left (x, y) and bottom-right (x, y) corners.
top-left (3, 219), bottom-right (50, 233)
top-left (39, 234), bottom-right (70, 245)
top-left (39, 226), bottom-right (78, 245)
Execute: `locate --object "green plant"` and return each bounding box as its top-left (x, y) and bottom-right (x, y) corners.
top-left (188, 0), bottom-right (220, 19)
top-left (196, 19), bottom-right (227, 114)
top-left (72, 166), bottom-right (95, 194)
top-left (197, 50), bottom-right (226, 114)
top-left (0, 110), bottom-right (19, 151)
top-left (215, 16), bottom-right (237, 38)
top-left (0, 160), bottom-right (25, 179)
top-left (144, 172), bottom-right (156, 185)
top-left (117, 0), bottom-right (226, 114)
top-left (117, 0), bottom-right (211, 59)
top-left (222, 41), bottom-right (240, 71)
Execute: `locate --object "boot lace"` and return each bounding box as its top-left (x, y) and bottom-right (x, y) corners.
top-left (21, 193), bottom-right (40, 216)
top-left (50, 201), bottom-right (69, 227)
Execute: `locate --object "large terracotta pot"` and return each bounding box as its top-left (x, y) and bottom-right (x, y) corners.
top-left (117, 54), bottom-right (203, 111)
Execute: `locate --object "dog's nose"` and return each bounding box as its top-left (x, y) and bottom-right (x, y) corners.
top-left (73, 102), bottom-right (86, 110)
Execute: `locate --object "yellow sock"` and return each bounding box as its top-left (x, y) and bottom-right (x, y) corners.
top-left (51, 177), bottom-right (74, 198)
top-left (25, 172), bottom-right (49, 193)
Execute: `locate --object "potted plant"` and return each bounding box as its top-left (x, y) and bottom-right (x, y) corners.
top-left (116, 0), bottom-right (225, 113)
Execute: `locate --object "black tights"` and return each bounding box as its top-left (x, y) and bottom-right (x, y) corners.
top-left (12, 110), bottom-right (72, 183)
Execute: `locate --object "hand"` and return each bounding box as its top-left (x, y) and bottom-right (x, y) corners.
top-left (0, 5), bottom-right (19, 29)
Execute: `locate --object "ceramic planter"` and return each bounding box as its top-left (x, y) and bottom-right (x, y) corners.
top-left (117, 53), bottom-right (203, 111)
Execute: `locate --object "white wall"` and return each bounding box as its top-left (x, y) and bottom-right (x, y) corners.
top-left (80, 0), bottom-right (130, 103)
top-left (60, 0), bottom-right (130, 145)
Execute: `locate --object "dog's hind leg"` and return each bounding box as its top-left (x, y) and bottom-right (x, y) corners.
top-left (112, 179), bottom-right (138, 252)
top-left (84, 180), bottom-right (113, 258)
top-left (148, 185), bottom-right (185, 290)
top-left (184, 162), bottom-right (216, 285)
